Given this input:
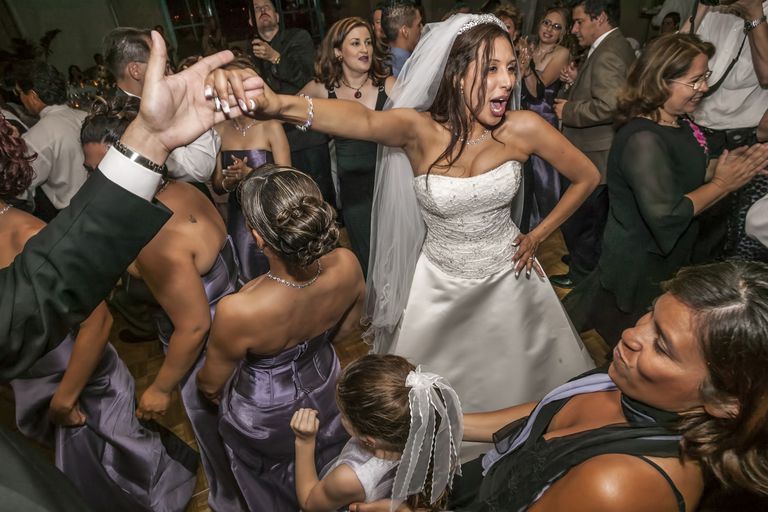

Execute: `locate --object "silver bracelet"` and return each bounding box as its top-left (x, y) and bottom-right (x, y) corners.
top-left (112, 139), bottom-right (168, 177)
top-left (295, 94), bottom-right (314, 132)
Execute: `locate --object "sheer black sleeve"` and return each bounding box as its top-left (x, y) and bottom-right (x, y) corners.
top-left (620, 130), bottom-right (695, 256)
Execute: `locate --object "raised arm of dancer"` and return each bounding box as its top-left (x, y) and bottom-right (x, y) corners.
top-left (206, 68), bottom-right (424, 150)
top-left (49, 302), bottom-right (113, 426)
top-left (506, 110), bottom-right (600, 274)
top-left (135, 250), bottom-right (211, 420)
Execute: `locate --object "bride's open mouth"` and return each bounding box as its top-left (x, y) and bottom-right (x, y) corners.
top-left (490, 97), bottom-right (508, 117)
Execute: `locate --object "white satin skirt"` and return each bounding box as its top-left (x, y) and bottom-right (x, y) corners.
top-left (393, 254), bottom-right (595, 458)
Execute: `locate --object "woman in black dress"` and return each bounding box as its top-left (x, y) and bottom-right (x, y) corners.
top-left (563, 34), bottom-right (768, 346)
top-left (299, 17), bottom-right (395, 276)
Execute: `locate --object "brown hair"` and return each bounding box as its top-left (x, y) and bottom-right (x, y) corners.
top-left (664, 262), bottom-right (768, 496)
top-left (428, 22), bottom-right (512, 174)
top-left (0, 114), bottom-right (36, 198)
top-left (336, 354), bottom-right (448, 510)
top-left (240, 165), bottom-right (339, 268)
top-left (315, 17), bottom-right (390, 90)
top-left (616, 33), bottom-right (714, 125)
top-left (539, 7), bottom-right (571, 45)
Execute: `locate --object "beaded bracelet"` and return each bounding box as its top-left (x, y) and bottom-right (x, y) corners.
top-left (296, 94), bottom-right (314, 132)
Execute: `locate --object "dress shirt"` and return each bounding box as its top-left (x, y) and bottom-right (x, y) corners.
top-left (390, 47), bottom-right (412, 78)
top-left (22, 104), bottom-right (88, 209)
top-left (587, 28), bottom-right (619, 59)
top-left (98, 146), bottom-right (162, 200)
top-left (695, 2), bottom-right (768, 130)
top-left (652, 0), bottom-right (693, 27)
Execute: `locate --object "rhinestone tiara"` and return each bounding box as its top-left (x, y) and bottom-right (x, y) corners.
top-left (456, 14), bottom-right (508, 36)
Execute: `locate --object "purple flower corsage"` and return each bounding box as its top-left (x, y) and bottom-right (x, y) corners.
top-left (683, 118), bottom-right (709, 156)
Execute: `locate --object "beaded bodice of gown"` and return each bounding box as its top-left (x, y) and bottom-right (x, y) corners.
top-left (413, 161), bottom-right (522, 278)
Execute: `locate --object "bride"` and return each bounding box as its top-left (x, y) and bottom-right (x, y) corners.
top-left (209, 13), bottom-right (597, 430)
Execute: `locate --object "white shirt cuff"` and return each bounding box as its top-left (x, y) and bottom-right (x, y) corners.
top-left (99, 146), bottom-right (162, 201)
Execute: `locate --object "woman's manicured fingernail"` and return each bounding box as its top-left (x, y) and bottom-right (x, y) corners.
top-left (249, 98), bottom-right (256, 110)
top-left (204, 85), bottom-right (213, 99)
top-left (221, 99), bottom-right (230, 114)
top-left (214, 96), bottom-right (221, 111)
top-left (238, 99), bottom-right (247, 111)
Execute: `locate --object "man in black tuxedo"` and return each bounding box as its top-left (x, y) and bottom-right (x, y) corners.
top-left (0, 33), bottom-right (238, 511)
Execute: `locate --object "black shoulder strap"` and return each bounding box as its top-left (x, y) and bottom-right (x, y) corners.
top-left (633, 455), bottom-right (687, 512)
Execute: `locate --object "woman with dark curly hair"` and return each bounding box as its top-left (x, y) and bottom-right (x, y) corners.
top-left (197, 165), bottom-right (365, 511)
top-left (299, 16), bottom-right (395, 276)
top-left (1, 112), bottom-right (198, 511)
top-left (563, 34), bottom-right (768, 347)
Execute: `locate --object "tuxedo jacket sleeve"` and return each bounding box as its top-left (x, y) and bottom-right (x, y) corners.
top-left (0, 170), bottom-right (170, 380)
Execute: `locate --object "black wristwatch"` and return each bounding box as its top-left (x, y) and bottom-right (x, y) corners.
top-left (112, 139), bottom-right (169, 177)
top-left (744, 15), bottom-right (767, 33)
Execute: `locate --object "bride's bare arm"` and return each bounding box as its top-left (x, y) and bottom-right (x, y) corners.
top-left (206, 68), bottom-right (422, 150)
top-left (507, 111), bottom-right (599, 274)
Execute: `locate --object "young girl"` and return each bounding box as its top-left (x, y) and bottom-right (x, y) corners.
top-left (290, 354), bottom-right (463, 512)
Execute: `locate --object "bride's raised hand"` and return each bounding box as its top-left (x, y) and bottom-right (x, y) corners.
top-left (122, 31), bottom-right (238, 164)
top-left (204, 66), bottom-right (279, 119)
top-left (512, 232), bottom-right (545, 279)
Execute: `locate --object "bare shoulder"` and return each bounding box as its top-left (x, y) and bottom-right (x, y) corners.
top-left (322, 463), bottom-right (367, 503)
top-left (301, 79), bottom-right (328, 98)
top-left (323, 247), bottom-right (365, 283)
top-left (502, 110), bottom-right (547, 136)
top-left (534, 454), bottom-right (700, 512)
top-left (384, 76), bottom-right (396, 95)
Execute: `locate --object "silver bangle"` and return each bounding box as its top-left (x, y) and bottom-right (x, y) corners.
top-left (296, 93), bottom-right (314, 132)
top-left (112, 139), bottom-right (168, 177)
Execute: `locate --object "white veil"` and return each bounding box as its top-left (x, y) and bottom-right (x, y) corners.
top-left (364, 14), bottom-right (523, 353)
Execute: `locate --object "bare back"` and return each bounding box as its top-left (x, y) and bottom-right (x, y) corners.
top-left (128, 181), bottom-right (227, 278)
top-left (221, 247), bottom-right (365, 357)
top-left (0, 206), bottom-right (44, 268)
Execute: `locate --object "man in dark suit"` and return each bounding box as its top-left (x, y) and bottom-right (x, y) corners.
top-left (0, 32), bottom-right (238, 510)
top-left (551, 0), bottom-right (635, 288)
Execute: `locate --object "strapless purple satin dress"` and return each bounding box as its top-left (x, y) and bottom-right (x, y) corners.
top-left (221, 149), bottom-right (273, 283)
top-left (219, 330), bottom-right (349, 511)
top-left (522, 79), bottom-right (565, 229)
top-left (156, 236), bottom-right (247, 511)
top-left (11, 335), bottom-right (198, 512)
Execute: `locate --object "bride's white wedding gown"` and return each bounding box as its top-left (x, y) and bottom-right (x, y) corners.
top-left (392, 161), bottom-right (595, 425)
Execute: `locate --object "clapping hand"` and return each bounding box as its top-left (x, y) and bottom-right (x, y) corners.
top-left (223, 156), bottom-right (251, 191)
top-left (560, 62), bottom-right (577, 87)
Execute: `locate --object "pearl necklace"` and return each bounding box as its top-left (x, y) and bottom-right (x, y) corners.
top-left (341, 76), bottom-right (368, 99)
top-left (657, 118), bottom-right (680, 128)
top-left (233, 118), bottom-right (257, 136)
top-left (265, 261), bottom-right (322, 288)
top-left (459, 129), bottom-right (491, 145)
top-left (0, 203), bottom-right (11, 216)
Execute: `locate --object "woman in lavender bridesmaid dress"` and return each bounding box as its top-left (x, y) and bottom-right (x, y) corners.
top-left (212, 58), bottom-right (291, 283)
top-left (519, 7), bottom-right (572, 229)
top-left (2, 111), bottom-right (197, 511)
top-left (198, 166), bottom-right (365, 511)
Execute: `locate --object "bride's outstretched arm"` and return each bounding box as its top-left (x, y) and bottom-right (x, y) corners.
top-left (507, 110), bottom-right (600, 275)
top-left (205, 68), bottom-right (422, 149)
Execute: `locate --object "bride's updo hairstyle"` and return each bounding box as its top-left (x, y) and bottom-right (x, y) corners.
top-left (0, 114), bottom-right (35, 198)
top-left (666, 262), bottom-right (768, 495)
top-left (240, 165), bottom-right (339, 268)
top-left (428, 20), bottom-right (511, 173)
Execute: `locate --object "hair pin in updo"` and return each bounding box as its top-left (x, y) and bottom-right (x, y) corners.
top-left (456, 14), bottom-right (508, 36)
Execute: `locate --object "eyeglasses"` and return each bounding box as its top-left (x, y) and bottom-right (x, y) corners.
top-left (669, 70), bottom-right (712, 91)
top-left (540, 19), bottom-right (564, 31)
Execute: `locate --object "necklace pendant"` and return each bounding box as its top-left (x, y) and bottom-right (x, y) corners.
top-left (354, 90), bottom-right (362, 99)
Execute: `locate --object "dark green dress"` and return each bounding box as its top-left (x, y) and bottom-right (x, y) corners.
top-left (327, 85), bottom-right (388, 277)
top-left (564, 117), bottom-right (707, 346)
